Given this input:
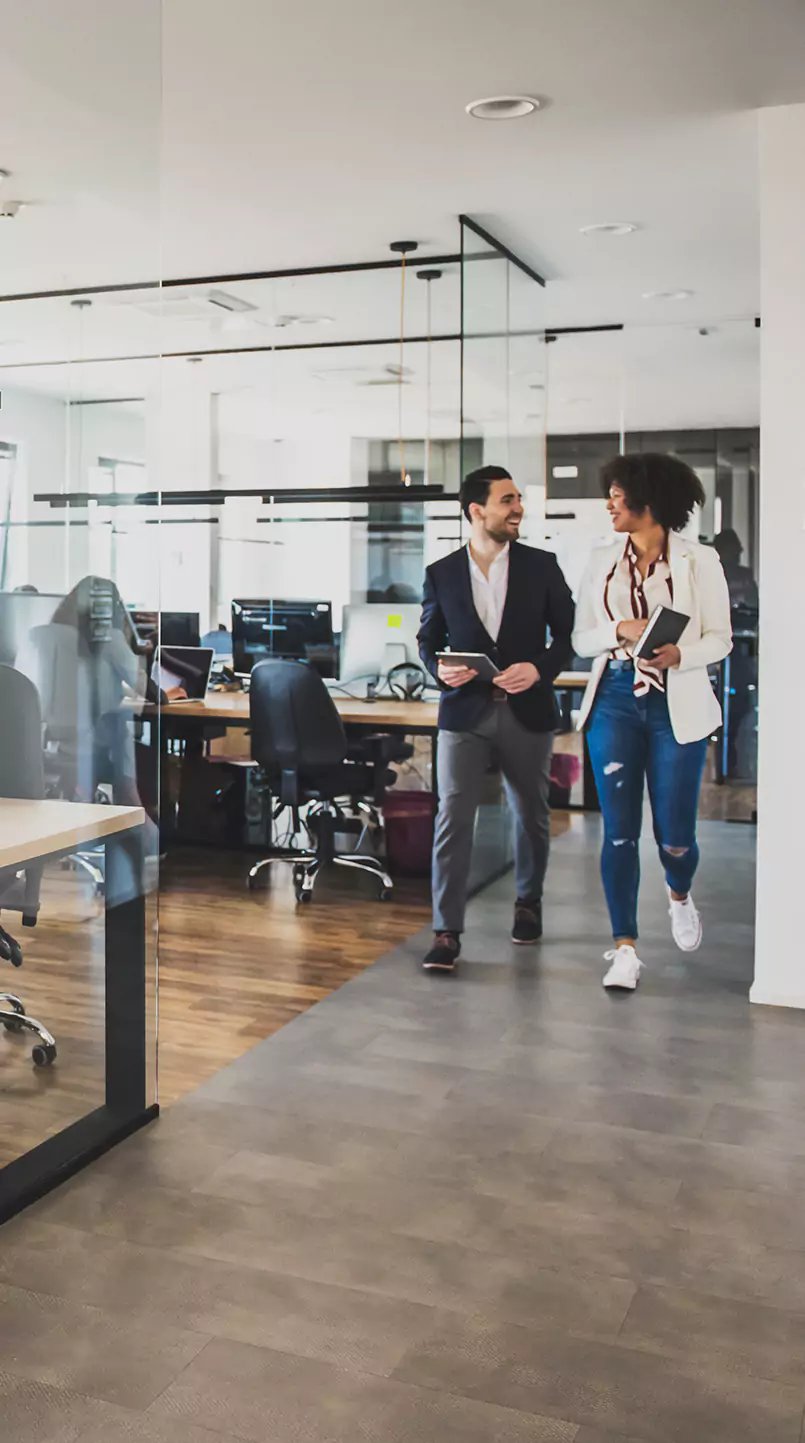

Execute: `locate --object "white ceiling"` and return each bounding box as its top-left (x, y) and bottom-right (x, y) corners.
top-left (2, 0), bottom-right (800, 429)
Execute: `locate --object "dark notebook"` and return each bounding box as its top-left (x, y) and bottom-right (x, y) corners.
top-left (631, 605), bottom-right (690, 660)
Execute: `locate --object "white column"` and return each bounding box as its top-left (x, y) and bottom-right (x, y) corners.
top-left (751, 103), bottom-right (805, 1008)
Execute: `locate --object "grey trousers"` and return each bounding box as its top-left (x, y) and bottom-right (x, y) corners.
top-left (431, 701), bottom-right (554, 933)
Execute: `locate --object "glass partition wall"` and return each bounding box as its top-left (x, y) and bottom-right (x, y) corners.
top-left (0, 4), bottom-right (162, 1219)
top-left (1, 174), bottom-right (759, 1216)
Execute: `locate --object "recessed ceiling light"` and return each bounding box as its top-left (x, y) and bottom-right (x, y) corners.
top-left (642, 289), bottom-right (693, 302)
top-left (580, 222), bottom-right (640, 237)
top-left (0, 169), bottom-right (10, 183)
top-left (465, 94), bottom-right (545, 120)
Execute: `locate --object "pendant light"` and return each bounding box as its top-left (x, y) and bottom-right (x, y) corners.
top-left (416, 269), bottom-right (442, 488)
top-left (389, 240), bottom-right (418, 485)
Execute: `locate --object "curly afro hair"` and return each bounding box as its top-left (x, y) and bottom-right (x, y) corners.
top-left (600, 453), bottom-right (705, 532)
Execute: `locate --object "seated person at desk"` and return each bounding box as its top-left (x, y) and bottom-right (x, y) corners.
top-left (201, 623), bottom-right (233, 655)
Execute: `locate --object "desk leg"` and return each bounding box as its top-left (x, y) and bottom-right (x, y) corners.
top-left (105, 830), bottom-right (147, 1115)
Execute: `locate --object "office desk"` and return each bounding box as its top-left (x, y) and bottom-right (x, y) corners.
top-left (156, 692), bottom-right (439, 732)
top-left (152, 671), bottom-right (596, 809)
top-left (156, 672), bottom-right (590, 729)
top-left (0, 798), bottom-right (154, 1224)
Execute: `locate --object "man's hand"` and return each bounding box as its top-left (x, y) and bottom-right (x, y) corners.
top-left (616, 618), bottom-right (649, 645)
top-left (437, 660), bottom-right (478, 689)
top-left (165, 685), bottom-right (189, 700)
top-left (492, 662), bottom-right (540, 695)
top-left (651, 644), bottom-right (681, 671)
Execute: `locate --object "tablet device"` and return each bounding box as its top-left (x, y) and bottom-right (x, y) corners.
top-left (436, 651), bottom-right (500, 682)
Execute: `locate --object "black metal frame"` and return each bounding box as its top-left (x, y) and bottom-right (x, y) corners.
top-left (0, 826), bottom-right (155, 1225)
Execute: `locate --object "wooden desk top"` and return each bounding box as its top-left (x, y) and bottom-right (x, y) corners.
top-left (153, 671), bottom-right (591, 730)
top-left (0, 798), bottom-right (145, 870)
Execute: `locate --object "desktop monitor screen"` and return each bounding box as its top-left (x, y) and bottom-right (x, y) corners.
top-left (339, 603), bottom-right (422, 684)
top-left (160, 611), bottom-right (201, 647)
top-left (231, 599), bottom-right (335, 676)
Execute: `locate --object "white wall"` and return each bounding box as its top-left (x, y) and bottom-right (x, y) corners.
top-left (217, 425), bottom-right (360, 629)
top-left (751, 103), bottom-right (805, 1009)
top-left (0, 386), bottom-right (147, 594)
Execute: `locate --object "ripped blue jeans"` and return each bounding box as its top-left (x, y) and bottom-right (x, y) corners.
top-left (586, 664), bottom-right (708, 940)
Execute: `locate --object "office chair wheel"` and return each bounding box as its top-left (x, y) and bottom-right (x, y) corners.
top-left (3, 996), bottom-right (26, 1033)
top-left (32, 1041), bottom-right (57, 1067)
top-left (380, 888), bottom-right (392, 902)
top-left (0, 926), bottom-right (23, 968)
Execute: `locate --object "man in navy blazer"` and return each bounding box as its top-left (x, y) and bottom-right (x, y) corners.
top-left (417, 465), bottom-right (574, 972)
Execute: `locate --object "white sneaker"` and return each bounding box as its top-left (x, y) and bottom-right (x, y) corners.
top-left (667, 889), bottom-right (703, 952)
top-left (602, 944), bottom-right (643, 990)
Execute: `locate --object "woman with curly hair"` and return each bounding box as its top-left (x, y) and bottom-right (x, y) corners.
top-left (573, 453), bottom-right (732, 990)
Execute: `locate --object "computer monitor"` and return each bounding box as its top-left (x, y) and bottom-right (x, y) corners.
top-left (339, 603), bottom-right (422, 684)
top-left (231, 598), bottom-right (335, 676)
top-left (0, 592), bottom-right (63, 667)
top-left (160, 611), bottom-right (201, 647)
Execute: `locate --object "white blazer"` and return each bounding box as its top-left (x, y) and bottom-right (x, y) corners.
top-left (572, 533), bottom-right (733, 744)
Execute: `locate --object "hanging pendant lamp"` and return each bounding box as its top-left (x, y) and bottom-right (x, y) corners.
top-left (416, 269), bottom-right (442, 487)
top-left (389, 240), bottom-right (418, 486)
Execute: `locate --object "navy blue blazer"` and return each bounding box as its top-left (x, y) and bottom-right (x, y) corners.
top-left (417, 542), bottom-right (575, 733)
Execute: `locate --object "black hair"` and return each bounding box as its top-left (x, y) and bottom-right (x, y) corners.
top-left (460, 464), bottom-right (512, 522)
top-left (713, 527), bottom-right (743, 565)
top-left (600, 452), bottom-right (705, 532)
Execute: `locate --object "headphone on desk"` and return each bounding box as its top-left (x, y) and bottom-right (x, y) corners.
top-left (386, 662), bottom-right (427, 702)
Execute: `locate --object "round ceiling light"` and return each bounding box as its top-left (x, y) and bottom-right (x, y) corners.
top-left (642, 289), bottom-right (693, 302)
top-left (465, 94), bottom-right (544, 120)
top-left (580, 221), bottom-right (639, 237)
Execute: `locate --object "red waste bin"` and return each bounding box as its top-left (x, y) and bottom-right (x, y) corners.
top-left (383, 791), bottom-right (435, 877)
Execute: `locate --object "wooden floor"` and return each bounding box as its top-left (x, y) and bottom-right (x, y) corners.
top-left (0, 851), bottom-right (430, 1168)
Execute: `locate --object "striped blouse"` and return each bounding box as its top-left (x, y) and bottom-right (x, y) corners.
top-left (603, 536), bottom-right (674, 696)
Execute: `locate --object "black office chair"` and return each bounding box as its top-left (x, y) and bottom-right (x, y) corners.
top-left (0, 664), bottom-right (57, 1066)
top-left (246, 659), bottom-right (394, 904)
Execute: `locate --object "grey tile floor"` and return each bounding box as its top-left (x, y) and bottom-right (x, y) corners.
top-left (3, 817), bottom-right (805, 1442)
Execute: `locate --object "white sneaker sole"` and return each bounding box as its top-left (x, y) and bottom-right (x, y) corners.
top-left (602, 968), bottom-right (641, 991)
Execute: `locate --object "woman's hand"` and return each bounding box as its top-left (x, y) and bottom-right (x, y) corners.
top-left (165, 685), bottom-right (189, 700)
top-left (493, 662), bottom-right (540, 694)
top-left (616, 618), bottom-right (649, 645)
top-left (437, 660), bottom-right (478, 688)
top-left (651, 644), bottom-right (681, 671)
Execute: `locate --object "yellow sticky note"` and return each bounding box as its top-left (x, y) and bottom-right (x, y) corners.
top-left (387, 614), bottom-right (403, 629)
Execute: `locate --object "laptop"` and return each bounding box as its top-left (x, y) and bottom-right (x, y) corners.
top-left (152, 645), bottom-right (214, 703)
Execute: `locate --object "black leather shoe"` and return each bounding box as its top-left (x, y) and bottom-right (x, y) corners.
top-left (512, 901), bottom-right (542, 945)
top-left (422, 931), bottom-right (461, 973)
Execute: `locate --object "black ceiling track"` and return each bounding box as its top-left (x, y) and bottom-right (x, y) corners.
top-left (460, 215), bottom-right (546, 288)
top-left (34, 484), bottom-right (458, 510)
top-left (0, 323), bottom-right (623, 376)
top-left (0, 254), bottom-right (463, 306)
